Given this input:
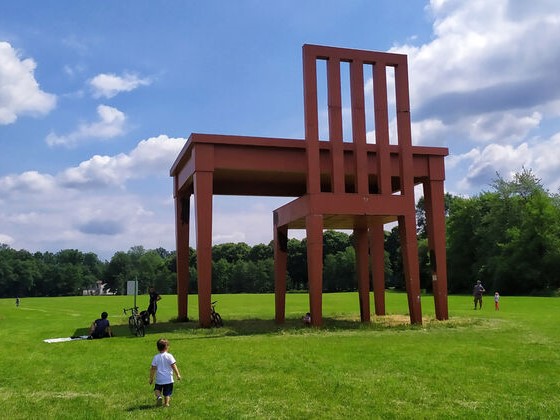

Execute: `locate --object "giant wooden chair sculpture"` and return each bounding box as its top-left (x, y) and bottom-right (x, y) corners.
top-left (170, 44), bottom-right (448, 327)
top-left (273, 45), bottom-right (447, 326)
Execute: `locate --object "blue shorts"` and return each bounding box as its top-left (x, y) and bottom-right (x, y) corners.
top-left (154, 383), bottom-right (174, 397)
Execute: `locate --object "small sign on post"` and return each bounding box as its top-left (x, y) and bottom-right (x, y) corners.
top-left (127, 280), bottom-right (138, 296)
top-left (127, 280), bottom-right (138, 308)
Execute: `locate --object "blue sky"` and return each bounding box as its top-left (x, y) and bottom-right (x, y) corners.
top-left (1, 0), bottom-right (560, 260)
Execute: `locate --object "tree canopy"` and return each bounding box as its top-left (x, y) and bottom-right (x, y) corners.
top-left (447, 168), bottom-right (560, 295)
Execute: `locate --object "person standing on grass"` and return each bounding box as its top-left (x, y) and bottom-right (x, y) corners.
top-left (149, 338), bottom-right (181, 407)
top-left (494, 292), bottom-right (500, 311)
top-left (15, 296), bottom-right (20, 307)
top-left (473, 280), bottom-right (485, 309)
top-left (148, 286), bottom-right (162, 324)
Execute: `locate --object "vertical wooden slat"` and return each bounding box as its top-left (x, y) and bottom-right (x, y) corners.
top-left (303, 45), bottom-right (321, 194)
top-left (373, 62), bottom-right (392, 195)
top-left (327, 58), bottom-right (345, 193)
top-left (350, 60), bottom-right (368, 194)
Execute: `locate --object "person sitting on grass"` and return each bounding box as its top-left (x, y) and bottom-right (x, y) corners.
top-left (89, 311), bottom-right (112, 339)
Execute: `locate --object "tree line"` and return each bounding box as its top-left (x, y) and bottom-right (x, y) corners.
top-left (0, 233), bottom-right (365, 298)
top-left (1, 169), bottom-right (559, 298)
top-left (445, 169), bottom-right (560, 296)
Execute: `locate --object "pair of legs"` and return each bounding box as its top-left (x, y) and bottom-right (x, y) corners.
top-left (89, 324), bottom-right (111, 338)
top-left (148, 306), bottom-right (157, 324)
top-left (89, 331), bottom-right (110, 339)
top-left (474, 296), bottom-right (482, 309)
top-left (154, 383), bottom-right (173, 407)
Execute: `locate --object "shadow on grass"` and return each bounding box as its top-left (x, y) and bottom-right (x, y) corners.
top-left (71, 315), bottom-right (479, 340)
top-left (126, 404), bottom-right (158, 412)
top-left (69, 324), bottom-right (163, 339)
top-left (131, 315), bottom-right (469, 338)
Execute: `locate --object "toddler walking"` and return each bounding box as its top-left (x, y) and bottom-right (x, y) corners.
top-left (149, 338), bottom-right (181, 407)
top-left (494, 292), bottom-right (500, 311)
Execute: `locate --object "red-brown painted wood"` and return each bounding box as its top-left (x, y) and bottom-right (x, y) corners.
top-left (170, 45), bottom-right (449, 327)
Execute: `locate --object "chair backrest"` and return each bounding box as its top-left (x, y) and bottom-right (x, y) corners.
top-left (302, 44), bottom-right (414, 198)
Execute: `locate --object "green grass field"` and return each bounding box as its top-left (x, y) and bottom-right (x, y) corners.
top-left (0, 292), bottom-right (558, 419)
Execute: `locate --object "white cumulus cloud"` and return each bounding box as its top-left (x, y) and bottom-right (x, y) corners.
top-left (390, 0), bottom-right (560, 132)
top-left (0, 233), bottom-right (15, 245)
top-left (45, 105), bottom-right (126, 147)
top-left (468, 112), bottom-right (542, 144)
top-left (58, 134), bottom-right (187, 188)
top-left (0, 41), bottom-right (56, 124)
top-left (370, 0), bottom-right (560, 196)
top-left (0, 134), bottom-right (188, 257)
top-left (89, 72), bottom-right (152, 98)
top-left (0, 171), bottom-right (57, 194)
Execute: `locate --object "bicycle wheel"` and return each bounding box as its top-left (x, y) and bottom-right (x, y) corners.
top-left (211, 312), bottom-right (223, 327)
top-left (135, 318), bottom-right (145, 337)
top-left (128, 316), bottom-right (135, 334)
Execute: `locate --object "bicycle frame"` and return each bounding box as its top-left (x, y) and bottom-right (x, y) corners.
top-left (123, 306), bottom-right (145, 337)
top-left (210, 301), bottom-right (223, 327)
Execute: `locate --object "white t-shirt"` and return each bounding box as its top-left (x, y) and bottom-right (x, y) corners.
top-left (151, 352), bottom-right (177, 385)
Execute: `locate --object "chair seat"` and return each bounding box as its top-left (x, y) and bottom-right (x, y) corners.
top-left (274, 193), bottom-right (414, 229)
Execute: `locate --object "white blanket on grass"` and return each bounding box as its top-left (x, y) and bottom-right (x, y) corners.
top-left (43, 335), bottom-right (90, 343)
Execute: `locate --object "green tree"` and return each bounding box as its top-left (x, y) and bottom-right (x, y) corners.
top-left (446, 196), bottom-right (483, 293)
top-left (138, 250), bottom-right (164, 292)
top-left (248, 243), bottom-right (273, 262)
top-left (11, 258), bottom-right (41, 296)
top-left (416, 193), bottom-right (453, 239)
top-left (446, 168), bottom-right (560, 295)
top-left (212, 242), bottom-right (250, 263)
top-left (213, 258), bottom-right (232, 293)
top-left (104, 251), bottom-right (133, 294)
top-left (287, 238), bottom-right (307, 290)
top-left (324, 246), bottom-right (356, 292)
top-left (254, 258), bottom-right (274, 293)
top-left (323, 230), bottom-right (351, 256)
top-left (385, 227), bottom-right (403, 289)
top-left (0, 247), bottom-right (41, 297)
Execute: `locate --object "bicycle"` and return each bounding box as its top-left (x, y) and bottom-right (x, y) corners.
top-left (123, 306), bottom-right (145, 337)
top-left (211, 300), bottom-right (223, 327)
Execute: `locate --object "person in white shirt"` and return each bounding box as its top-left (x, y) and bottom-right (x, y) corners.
top-left (149, 338), bottom-right (181, 407)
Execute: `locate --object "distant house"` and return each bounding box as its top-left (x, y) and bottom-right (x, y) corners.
top-left (83, 280), bottom-right (115, 296)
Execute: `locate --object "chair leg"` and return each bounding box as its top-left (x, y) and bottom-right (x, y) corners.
top-left (370, 223), bottom-right (386, 316)
top-left (355, 227), bottom-right (371, 322)
top-left (399, 214), bottom-right (423, 325)
top-left (274, 224), bottom-right (288, 324)
top-left (306, 214), bottom-right (323, 326)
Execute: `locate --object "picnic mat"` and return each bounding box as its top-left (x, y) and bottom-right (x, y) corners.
top-left (44, 335), bottom-right (90, 343)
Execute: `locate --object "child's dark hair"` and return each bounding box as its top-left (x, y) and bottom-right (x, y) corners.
top-left (157, 338), bottom-right (169, 351)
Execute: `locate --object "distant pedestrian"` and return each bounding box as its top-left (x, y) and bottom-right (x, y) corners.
top-left (148, 287), bottom-right (162, 324)
top-left (15, 296), bottom-right (20, 307)
top-left (494, 292), bottom-right (500, 311)
top-left (473, 280), bottom-right (485, 309)
top-left (149, 338), bottom-right (181, 407)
